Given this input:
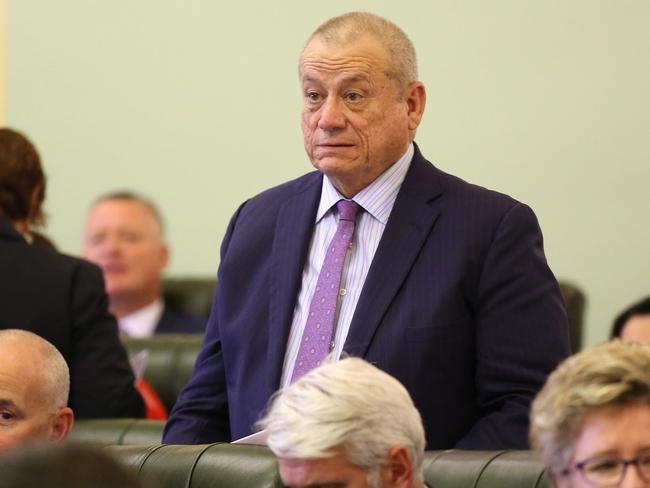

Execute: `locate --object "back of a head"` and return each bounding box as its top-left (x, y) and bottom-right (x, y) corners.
top-left (530, 340), bottom-right (650, 477)
top-left (305, 12), bottom-right (418, 93)
top-left (0, 443), bottom-right (147, 488)
top-left (259, 357), bottom-right (425, 475)
top-left (611, 296), bottom-right (650, 339)
top-left (0, 128), bottom-right (46, 225)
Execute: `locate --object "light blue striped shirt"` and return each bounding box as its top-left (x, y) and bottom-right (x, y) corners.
top-left (280, 143), bottom-right (415, 387)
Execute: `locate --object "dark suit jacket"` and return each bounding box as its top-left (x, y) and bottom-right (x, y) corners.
top-left (155, 305), bottom-right (206, 335)
top-left (164, 145), bottom-right (570, 448)
top-left (0, 218), bottom-right (145, 419)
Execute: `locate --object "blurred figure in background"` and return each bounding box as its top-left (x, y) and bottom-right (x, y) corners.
top-left (0, 127), bottom-right (144, 418)
top-left (530, 340), bottom-right (650, 488)
top-left (259, 357), bottom-right (429, 488)
top-left (83, 192), bottom-right (205, 337)
top-left (0, 329), bottom-right (74, 453)
top-left (611, 296), bottom-right (650, 343)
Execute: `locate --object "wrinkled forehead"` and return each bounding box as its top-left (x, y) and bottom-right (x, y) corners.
top-left (299, 34), bottom-right (393, 80)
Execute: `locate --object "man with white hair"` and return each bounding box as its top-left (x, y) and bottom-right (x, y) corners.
top-left (259, 357), bottom-right (428, 488)
top-left (0, 329), bottom-right (74, 453)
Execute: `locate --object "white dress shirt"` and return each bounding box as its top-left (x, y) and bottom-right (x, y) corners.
top-left (119, 298), bottom-right (164, 338)
top-left (280, 143), bottom-right (415, 387)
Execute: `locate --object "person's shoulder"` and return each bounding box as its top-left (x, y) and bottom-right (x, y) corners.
top-left (43, 249), bottom-right (104, 280)
top-left (8, 240), bottom-right (103, 282)
top-left (436, 166), bottom-right (521, 209)
top-left (411, 145), bottom-right (523, 212)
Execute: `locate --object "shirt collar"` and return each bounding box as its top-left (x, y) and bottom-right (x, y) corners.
top-left (316, 143), bottom-right (414, 224)
top-left (119, 298), bottom-right (164, 338)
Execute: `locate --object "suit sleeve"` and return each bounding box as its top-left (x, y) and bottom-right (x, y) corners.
top-left (456, 202), bottom-right (570, 449)
top-left (68, 262), bottom-right (145, 418)
top-left (162, 202), bottom-right (246, 444)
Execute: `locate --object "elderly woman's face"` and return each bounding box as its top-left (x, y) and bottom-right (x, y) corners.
top-left (558, 403), bottom-right (650, 488)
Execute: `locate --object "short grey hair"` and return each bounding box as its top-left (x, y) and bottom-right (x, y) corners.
top-left (303, 12), bottom-right (418, 94)
top-left (258, 357), bottom-right (425, 480)
top-left (530, 340), bottom-right (650, 477)
top-left (90, 191), bottom-right (165, 235)
top-left (0, 329), bottom-right (70, 412)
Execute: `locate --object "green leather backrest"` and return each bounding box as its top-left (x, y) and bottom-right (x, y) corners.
top-left (70, 419), bottom-right (165, 445)
top-left (559, 280), bottom-right (587, 353)
top-left (424, 450), bottom-right (551, 488)
top-left (107, 444), bottom-right (283, 488)
top-left (122, 334), bottom-right (203, 412)
top-left (97, 441), bottom-right (552, 488)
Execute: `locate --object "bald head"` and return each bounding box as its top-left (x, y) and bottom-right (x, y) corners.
top-left (0, 329), bottom-right (73, 453)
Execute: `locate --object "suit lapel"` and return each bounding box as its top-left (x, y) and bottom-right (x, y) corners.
top-left (266, 174), bottom-right (322, 392)
top-left (344, 147), bottom-right (443, 356)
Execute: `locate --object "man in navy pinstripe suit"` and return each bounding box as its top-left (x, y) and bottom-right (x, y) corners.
top-left (164, 12), bottom-right (569, 449)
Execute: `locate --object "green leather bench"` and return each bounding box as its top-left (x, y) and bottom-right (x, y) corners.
top-left (107, 443), bottom-right (283, 488)
top-left (70, 419), bottom-right (165, 445)
top-left (72, 421), bottom-right (550, 487)
top-left (424, 449), bottom-right (550, 488)
top-left (103, 444), bottom-right (550, 488)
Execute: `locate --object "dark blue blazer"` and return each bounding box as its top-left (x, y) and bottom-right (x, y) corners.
top-left (156, 306), bottom-right (206, 335)
top-left (164, 145), bottom-right (570, 449)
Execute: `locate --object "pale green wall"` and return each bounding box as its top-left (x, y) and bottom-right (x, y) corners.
top-left (6, 1), bottom-right (650, 346)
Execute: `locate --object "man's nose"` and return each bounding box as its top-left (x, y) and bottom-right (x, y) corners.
top-left (317, 97), bottom-right (346, 131)
top-left (102, 236), bottom-right (122, 255)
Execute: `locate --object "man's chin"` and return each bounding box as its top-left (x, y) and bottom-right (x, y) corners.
top-left (105, 283), bottom-right (133, 300)
top-left (311, 155), bottom-right (357, 173)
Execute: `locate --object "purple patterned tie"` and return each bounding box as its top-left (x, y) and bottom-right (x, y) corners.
top-left (291, 200), bottom-right (360, 382)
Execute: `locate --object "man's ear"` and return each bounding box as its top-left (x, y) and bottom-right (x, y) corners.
top-left (404, 81), bottom-right (426, 132)
top-left (160, 242), bottom-right (170, 269)
top-left (382, 445), bottom-right (414, 487)
top-left (50, 407), bottom-right (74, 442)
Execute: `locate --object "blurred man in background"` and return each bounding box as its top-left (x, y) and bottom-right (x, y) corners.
top-left (83, 192), bottom-right (205, 337)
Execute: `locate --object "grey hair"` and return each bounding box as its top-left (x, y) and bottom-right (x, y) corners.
top-left (302, 12), bottom-right (418, 94)
top-left (0, 329), bottom-right (70, 412)
top-left (530, 340), bottom-right (650, 478)
top-left (258, 357), bottom-right (425, 479)
top-left (90, 191), bottom-right (165, 235)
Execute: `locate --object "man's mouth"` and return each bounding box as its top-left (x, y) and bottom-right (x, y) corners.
top-left (317, 142), bottom-right (354, 147)
top-left (103, 263), bottom-right (127, 274)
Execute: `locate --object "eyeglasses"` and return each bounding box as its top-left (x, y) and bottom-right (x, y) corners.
top-left (563, 451), bottom-right (650, 486)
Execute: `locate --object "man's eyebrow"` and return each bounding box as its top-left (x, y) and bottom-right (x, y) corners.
top-left (0, 398), bottom-right (17, 408)
top-left (301, 74), bottom-right (370, 85)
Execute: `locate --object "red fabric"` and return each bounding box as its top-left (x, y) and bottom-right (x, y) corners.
top-left (135, 378), bottom-right (168, 420)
